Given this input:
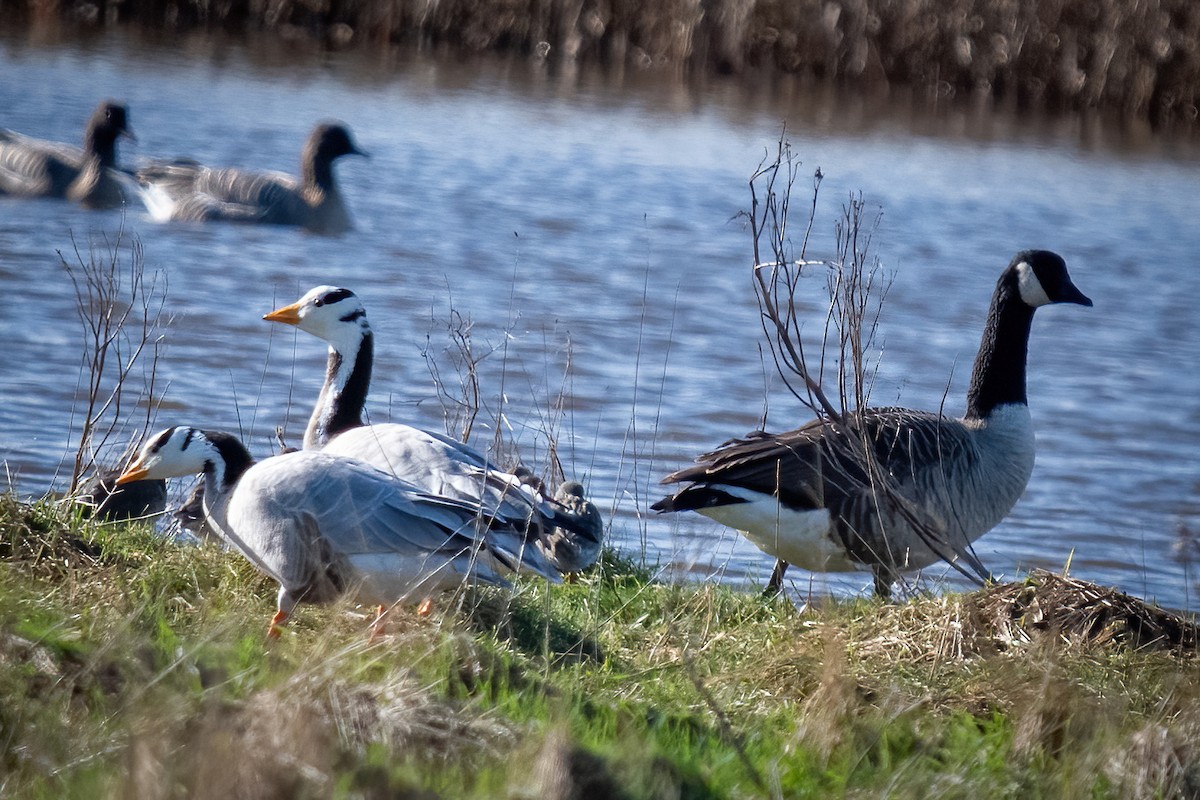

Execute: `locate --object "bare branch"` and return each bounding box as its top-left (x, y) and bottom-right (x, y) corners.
top-left (61, 224), bottom-right (170, 495)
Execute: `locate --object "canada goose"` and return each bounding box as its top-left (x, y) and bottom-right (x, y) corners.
top-left (136, 122), bottom-right (366, 234)
top-left (651, 250), bottom-right (1092, 597)
top-left (0, 100), bottom-right (135, 209)
top-left (117, 426), bottom-right (560, 636)
top-left (263, 286), bottom-right (604, 575)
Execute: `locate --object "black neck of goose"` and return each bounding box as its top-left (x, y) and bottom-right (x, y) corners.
top-left (303, 151), bottom-right (336, 194)
top-left (308, 329), bottom-right (372, 447)
top-left (965, 277), bottom-right (1035, 420)
top-left (203, 430), bottom-right (255, 491)
top-left (84, 125), bottom-right (118, 168)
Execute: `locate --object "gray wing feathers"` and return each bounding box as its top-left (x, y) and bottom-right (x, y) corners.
top-left (323, 425), bottom-right (554, 526)
top-left (322, 424), bottom-right (599, 574)
top-left (226, 451), bottom-right (559, 591)
top-left (236, 452), bottom-right (478, 555)
top-left (137, 161), bottom-right (310, 224)
top-left (0, 130), bottom-right (84, 196)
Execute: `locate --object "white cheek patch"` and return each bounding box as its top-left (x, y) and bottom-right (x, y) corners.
top-left (1015, 261), bottom-right (1052, 307)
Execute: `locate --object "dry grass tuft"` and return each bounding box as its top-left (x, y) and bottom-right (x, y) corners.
top-left (844, 569), bottom-right (1198, 676)
top-left (793, 629), bottom-right (868, 762)
top-left (1106, 722), bottom-right (1200, 799)
top-left (122, 650), bottom-right (518, 799)
top-left (0, 494), bottom-right (103, 576)
top-left (966, 569), bottom-right (1198, 652)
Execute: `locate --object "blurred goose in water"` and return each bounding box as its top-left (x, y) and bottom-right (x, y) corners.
top-left (136, 121), bottom-right (366, 234)
top-left (0, 100), bottom-right (135, 209)
top-left (264, 286), bottom-right (605, 575)
top-left (117, 426), bottom-right (561, 636)
top-left (652, 250), bottom-right (1092, 598)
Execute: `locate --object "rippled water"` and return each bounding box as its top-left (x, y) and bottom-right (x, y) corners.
top-left (2, 30), bottom-right (1198, 611)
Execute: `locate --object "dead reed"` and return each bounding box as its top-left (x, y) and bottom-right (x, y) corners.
top-left (15, 0), bottom-right (1200, 125)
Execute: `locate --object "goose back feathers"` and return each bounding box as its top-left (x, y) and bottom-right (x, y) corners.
top-left (136, 122), bottom-right (365, 234)
top-left (0, 100), bottom-right (135, 208)
top-left (652, 250), bottom-right (1093, 596)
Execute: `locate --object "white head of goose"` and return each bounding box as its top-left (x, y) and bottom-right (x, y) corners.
top-left (117, 426), bottom-right (561, 637)
top-left (0, 100), bottom-right (135, 209)
top-left (651, 250), bottom-right (1093, 598)
top-left (263, 285), bottom-right (605, 575)
top-left (136, 121), bottom-right (366, 235)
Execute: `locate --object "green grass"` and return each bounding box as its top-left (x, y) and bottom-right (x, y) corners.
top-left (1, 493), bottom-right (1198, 799)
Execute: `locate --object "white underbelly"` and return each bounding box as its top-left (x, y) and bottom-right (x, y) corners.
top-left (697, 486), bottom-right (857, 573)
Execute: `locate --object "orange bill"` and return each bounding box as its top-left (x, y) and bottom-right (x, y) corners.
top-left (263, 302), bottom-right (302, 325)
top-left (115, 464), bottom-right (149, 485)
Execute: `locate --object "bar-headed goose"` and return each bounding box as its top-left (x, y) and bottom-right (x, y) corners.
top-left (263, 286), bottom-right (604, 575)
top-left (117, 427), bottom-right (560, 636)
top-left (652, 250), bottom-right (1092, 597)
top-left (0, 100), bottom-right (135, 209)
top-left (136, 122), bottom-right (366, 234)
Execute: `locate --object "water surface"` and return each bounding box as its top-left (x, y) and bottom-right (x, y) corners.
top-left (2, 31), bottom-right (1198, 611)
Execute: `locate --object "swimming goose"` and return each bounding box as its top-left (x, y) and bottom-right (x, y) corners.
top-left (0, 100), bottom-right (135, 209)
top-left (651, 250), bottom-right (1092, 597)
top-left (263, 285), bottom-right (605, 574)
top-left (136, 122), bottom-right (366, 234)
top-left (116, 426), bottom-right (561, 636)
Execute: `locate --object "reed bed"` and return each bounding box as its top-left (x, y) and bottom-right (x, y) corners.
top-left (11, 0), bottom-right (1200, 126)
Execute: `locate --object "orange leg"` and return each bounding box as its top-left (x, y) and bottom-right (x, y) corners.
top-left (267, 609), bottom-right (288, 639)
top-left (367, 604), bottom-right (388, 643)
top-left (417, 597), bottom-right (434, 616)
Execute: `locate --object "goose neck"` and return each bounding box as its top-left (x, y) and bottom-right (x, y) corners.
top-left (303, 151), bottom-right (337, 196)
top-left (83, 126), bottom-right (118, 169)
top-left (305, 329), bottom-right (372, 448)
top-left (199, 430), bottom-right (254, 495)
top-left (965, 277), bottom-right (1035, 420)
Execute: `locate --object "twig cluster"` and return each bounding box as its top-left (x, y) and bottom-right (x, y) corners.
top-left (61, 225), bottom-right (169, 494)
top-left (421, 298), bottom-right (577, 490)
top-left (422, 303), bottom-right (489, 444)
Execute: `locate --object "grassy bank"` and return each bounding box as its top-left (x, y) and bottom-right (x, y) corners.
top-left (10, 0), bottom-right (1200, 127)
top-left (2, 493), bottom-right (1199, 798)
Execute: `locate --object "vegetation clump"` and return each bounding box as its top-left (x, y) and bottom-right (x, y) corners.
top-left (968, 569), bottom-right (1199, 652)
